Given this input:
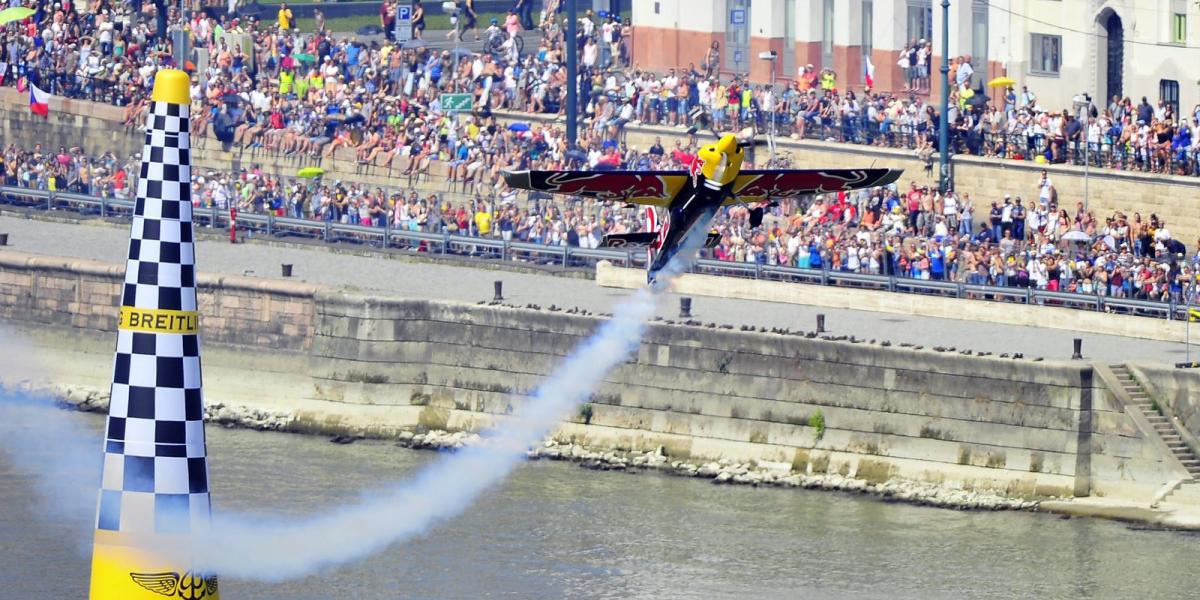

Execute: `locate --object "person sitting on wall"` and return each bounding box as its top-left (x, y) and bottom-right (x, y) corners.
top-left (213, 105), bottom-right (236, 145)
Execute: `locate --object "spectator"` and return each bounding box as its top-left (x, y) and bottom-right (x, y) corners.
top-left (278, 3), bottom-right (295, 32)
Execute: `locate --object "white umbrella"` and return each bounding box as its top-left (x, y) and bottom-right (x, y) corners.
top-left (1061, 230), bottom-right (1091, 243)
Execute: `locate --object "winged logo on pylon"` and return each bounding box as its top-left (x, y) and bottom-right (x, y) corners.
top-left (130, 571), bottom-right (219, 599)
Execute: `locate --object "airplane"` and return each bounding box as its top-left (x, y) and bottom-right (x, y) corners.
top-left (503, 134), bottom-right (903, 285)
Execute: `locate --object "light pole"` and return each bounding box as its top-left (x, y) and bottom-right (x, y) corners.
top-left (566, 0), bottom-right (579, 147)
top-left (759, 50), bottom-right (777, 165)
top-left (442, 2), bottom-right (460, 93)
top-left (937, 0), bottom-right (950, 194)
top-left (1073, 92), bottom-right (1091, 212)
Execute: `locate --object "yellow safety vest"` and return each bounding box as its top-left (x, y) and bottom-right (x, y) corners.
top-left (279, 70), bottom-right (294, 94)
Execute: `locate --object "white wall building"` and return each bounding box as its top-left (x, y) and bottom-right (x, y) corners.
top-left (631, 0), bottom-right (1200, 117)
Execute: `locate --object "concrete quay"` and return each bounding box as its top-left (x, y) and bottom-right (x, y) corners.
top-left (5, 246), bottom-right (1200, 526)
top-left (0, 214), bottom-right (1188, 364)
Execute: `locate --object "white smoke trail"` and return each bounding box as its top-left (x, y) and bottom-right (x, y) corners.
top-left (0, 327), bottom-right (101, 548)
top-left (0, 219), bottom-right (712, 581)
top-left (192, 215), bottom-right (716, 580)
top-left (0, 391), bottom-right (102, 541)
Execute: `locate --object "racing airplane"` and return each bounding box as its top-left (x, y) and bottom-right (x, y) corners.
top-left (503, 133), bottom-right (902, 284)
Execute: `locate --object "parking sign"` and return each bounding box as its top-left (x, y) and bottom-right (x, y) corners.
top-left (396, 2), bottom-right (413, 43)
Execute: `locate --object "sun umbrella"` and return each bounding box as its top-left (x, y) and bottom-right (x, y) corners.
top-left (1061, 230), bottom-right (1091, 243)
top-left (507, 123), bottom-right (530, 132)
top-left (293, 53), bottom-right (317, 64)
top-left (966, 89), bottom-right (990, 108)
top-left (987, 76), bottom-right (1016, 88)
top-left (297, 167), bottom-right (324, 179)
top-left (0, 7), bottom-right (34, 24)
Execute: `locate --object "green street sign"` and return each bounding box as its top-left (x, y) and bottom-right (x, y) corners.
top-left (440, 93), bottom-right (473, 113)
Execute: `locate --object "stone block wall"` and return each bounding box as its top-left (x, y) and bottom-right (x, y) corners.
top-left (308, 290), bottom-right (1184, 499)
top-left (0, 250), bottom-right (319, 352)
top-left (1, 249), bottom-right (1189, 501)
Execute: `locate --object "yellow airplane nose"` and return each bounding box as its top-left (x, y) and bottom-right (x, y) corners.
top-left (717, 134), bottom-right (739, 156)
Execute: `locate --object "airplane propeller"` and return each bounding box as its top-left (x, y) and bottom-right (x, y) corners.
top-left (706, 127), bottom-right (768, 150)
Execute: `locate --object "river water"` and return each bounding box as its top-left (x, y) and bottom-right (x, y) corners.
top-left (2, 411), bottom-right (1198, 600)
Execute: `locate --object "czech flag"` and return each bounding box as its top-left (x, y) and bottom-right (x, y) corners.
top-left (29, 83), bottom-right (49, 118)
top-left (864, 56), bottom-right (875, 89)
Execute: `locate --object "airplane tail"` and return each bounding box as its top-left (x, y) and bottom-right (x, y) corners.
top-left (605, 231), bottom-right (720, 249)
top-left (601, 232), bottom-right (658, 248)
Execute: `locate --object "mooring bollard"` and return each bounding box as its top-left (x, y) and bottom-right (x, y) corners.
top-left (1072, 338), bottom-right (1083, 360)
top-left (494, 280), bottom-right (504, 301)
top-left (816, 314), bottom-right (826, 333)
top-left (679, 297), bottom-right (692, 318)
top-left (281, 264), bottom-right (293, 277)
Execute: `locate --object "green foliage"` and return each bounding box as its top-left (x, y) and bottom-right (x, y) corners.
top-left (578, 403), bottom-right (594, 425)
top-left (808, 409), bottom-right (826, 443)
top-left (344, 370), bottom-right (389, 384)
top-left (1151, 398), bottom-right (1163, 416)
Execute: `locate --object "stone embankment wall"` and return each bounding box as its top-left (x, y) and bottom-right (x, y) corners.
top-left (595, 263), bottom-right (1192, 343)
top-left (4, 88), bottom-right (1200, 245)
top-left (0, 248), bottom-right (1191, 502)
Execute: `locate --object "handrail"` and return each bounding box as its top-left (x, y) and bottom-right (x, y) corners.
top-left (0, 184), bottom-right (1192, 323)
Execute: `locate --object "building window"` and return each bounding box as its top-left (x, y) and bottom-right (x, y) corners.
top-left (862, 1), bottom-right (874, 56)
top-left (1173, 14), bottom-right (1186, 44)
top-left (1030, 33), bottom-right (1061, 76)
top-left (724, 0), bottom-right (750, 72)
top-left (822, 0), bottom-right (834, 69)
top-left (907, 0), bottom-right (932, 43)
top-left (861, 0), bottom-right (874, 84)
top-left (783, 0), bottom-right (796, 77)
top-left (971, 2), bottom-right (988, 75)
top-left (1160, 79), bottom-right (1180, 118)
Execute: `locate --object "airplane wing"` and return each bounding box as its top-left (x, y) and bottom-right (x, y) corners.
top-left (502, 170), bottom-right (688, 206)
top-left (728, 169), bottom-right (903, 203)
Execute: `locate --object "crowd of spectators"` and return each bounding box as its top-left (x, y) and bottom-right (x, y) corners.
top-left (2, 1), bottom-right (1200, 306)
top-left (5, 133), bottom-right (1199, 306)
top-left (5, 0), bottom-right (1200, 178)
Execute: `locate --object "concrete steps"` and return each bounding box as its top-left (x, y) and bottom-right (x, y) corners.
top-left (1111, 364), bottom-right (1200, 482)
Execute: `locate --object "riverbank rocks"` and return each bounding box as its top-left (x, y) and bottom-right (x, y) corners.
top-left (527, 439), bottom-right (1039, 512)
top-left (393, 429), bottom-right (482, 451)
top-left (41, 383), bottom-right (1040, 515)
top-left (45, 383), bottom-right (296, 431)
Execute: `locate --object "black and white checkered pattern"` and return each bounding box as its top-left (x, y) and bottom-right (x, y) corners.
top-left (96, 100), bottom-right (213, 535)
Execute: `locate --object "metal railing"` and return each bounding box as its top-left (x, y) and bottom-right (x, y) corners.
top-left (1, 184), bottom-right (1194, 322)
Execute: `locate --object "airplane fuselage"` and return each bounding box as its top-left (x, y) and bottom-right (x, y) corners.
top-left (646, 175), bottom-right (727, 285)
top-left (502, 133), bottom-right (903, 287)
top-left (646, 134), bottom-right (745, 285)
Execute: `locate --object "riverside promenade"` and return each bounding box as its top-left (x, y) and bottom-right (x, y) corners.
top-left (0, 213), bottom-right (1187, 364)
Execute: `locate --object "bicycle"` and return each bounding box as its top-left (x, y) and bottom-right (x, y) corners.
top-left (763, 150), bottom-right (794, 170)
top-left (485, 30), bottom-right (524, 57)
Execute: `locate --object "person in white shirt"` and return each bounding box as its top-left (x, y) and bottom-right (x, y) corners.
top-left (1000, 197), bottom-right (1014, 236)
top-left (1027, 256), bottom-right (1048, 289)
top-left (942, 191), bottom-right (958, 232)
top-left (1086, 118), bottom-right (1101, 166)
top-left (582, 37), bottom-right (597, 69)
top-left (956, 55), bottom-right (974, 87)
top-left (1155, 222), bottom-right (1172, 243)
top-left (1037, 170), bottom-right (1053, 206)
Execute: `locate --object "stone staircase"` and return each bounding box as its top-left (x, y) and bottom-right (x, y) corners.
top-left (1110, 365), bottom-right (1200, 479)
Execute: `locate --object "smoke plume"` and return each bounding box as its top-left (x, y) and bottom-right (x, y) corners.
top-left (0, 219), bottom-right (713, 581)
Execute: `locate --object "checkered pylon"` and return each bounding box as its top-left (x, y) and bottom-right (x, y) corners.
top-left (94, 98), bottom-right (212, 536)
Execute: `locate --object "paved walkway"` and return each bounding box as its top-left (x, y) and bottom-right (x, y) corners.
top-left (0, 213), bottom-right (1191, 363)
